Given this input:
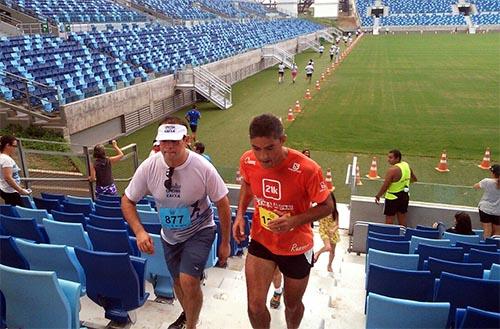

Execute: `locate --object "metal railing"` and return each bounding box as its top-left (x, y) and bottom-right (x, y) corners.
top-left (12, 138), bottom-right (139, 200)
top-left (0, 70), bottom-right (61, 120)
top-left (176, 66), bottom-right (232, 110)
top-left (317, 30), bottom-right (335, 42)
top-left (262, 45), bottom-right (295, 68)
top-left (0, 11), bottom-right (21, 26)
top-left (298, 36), bottom-right (321, 52)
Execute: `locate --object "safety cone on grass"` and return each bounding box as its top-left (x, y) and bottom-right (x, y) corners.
top-left (294, 100), bottom-right (301, 113)
top-left (315, 80), bottom-right (321, 91)
top-left (355, 165), bottom-right (363, 186)
top-left (435, 150), bottom-right (450, 172)
top-left (365, 157), bottom-right (381, 179)
top-left (287, 107), bottom-right (294, 122)
top-left (326, 67), bottom-right (331, 75)
top-left (478, 147), bottom-right (491, 170)
top-left (325, 168), bottom-right (335, 191)
top-left (320, 73), bottom-right (325, 81)
top-left (304, 89), bottom-right (312, 100)
top-left (236, 169), bottom-right (242, 184)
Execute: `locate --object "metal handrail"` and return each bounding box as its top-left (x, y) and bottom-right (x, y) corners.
top-left (193, 69), bottom-right (231, 95)
top-left (0, 12), bottom-right (21, 26)
top-left (194, 67), bottom-right (230, 91)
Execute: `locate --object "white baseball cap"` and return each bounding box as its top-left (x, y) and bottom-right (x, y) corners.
top-left (156, 124), bottom-right (188, 141)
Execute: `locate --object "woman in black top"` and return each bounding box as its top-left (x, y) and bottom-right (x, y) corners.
top-left (89, 140), bottom-right (123, 196)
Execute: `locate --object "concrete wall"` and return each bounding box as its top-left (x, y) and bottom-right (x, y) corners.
top-left (349, 195), bottom-right (481, 234)
top-left (62, 32), bottom-right (318, 146)
top-left (313, 0), bottom-right (339, 18)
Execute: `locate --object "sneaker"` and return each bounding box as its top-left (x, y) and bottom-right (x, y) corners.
top-left (269, 291), bottom-right (282, 309)
top-left (168, 312), bottom-right (186, 329)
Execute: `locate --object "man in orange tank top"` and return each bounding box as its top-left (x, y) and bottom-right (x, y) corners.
top-left (233, 113), bottom-right (333, 329)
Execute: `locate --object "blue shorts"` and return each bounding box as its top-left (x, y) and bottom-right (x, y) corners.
top-left (161, 226), bottom-right (216, 279)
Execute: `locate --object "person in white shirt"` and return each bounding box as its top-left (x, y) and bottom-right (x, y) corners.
top-left (278, 62), bottom-right (285, 84)
top-left (122, 117), bottom-right (231, 329)
top-left (329, 45), bottom-right (336, 61)
top-left (473, 164), bottom-right (500, 238)
top-left (318, 44), bottom-right (324, 56)
top-left (0, 135), bottom-right (30, 206)
top-left (305, 63), bottom-right (314, 83)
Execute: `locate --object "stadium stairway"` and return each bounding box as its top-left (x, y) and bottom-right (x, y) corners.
top-left (78, 229), bottom-right (366, 328)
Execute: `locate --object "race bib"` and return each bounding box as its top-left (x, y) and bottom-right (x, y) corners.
top-left (158, 207), bottom-right (191, 230)
top-left (259, 207), bottom-right (280, 231)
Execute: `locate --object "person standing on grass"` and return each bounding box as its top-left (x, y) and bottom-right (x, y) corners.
top-left (233, 113), bottom-right (333, 329)
top-left (278, 62), bottom-right (285, 84)
top-left (318, 44), bottom-right (324, 56)
top-left (329, 45), bottom-right (336, 61)
top-left (473, 164), bottom-right (500, 238)
top-left (305, 62), bottom-right (314, 83)
top-left (185, 105), bottom-right (201, 142)
top-left (290, 62), bottom-right (298, 83)
top-left (122, 116), bottom-right (231, 329)
top-left (375, 149), bottom-right (417, 227)
top-left (0, 135), bottom-right (30, 206)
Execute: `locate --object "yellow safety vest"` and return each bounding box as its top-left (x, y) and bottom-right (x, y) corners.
top-left (385, 161), bottom-right (410, 200)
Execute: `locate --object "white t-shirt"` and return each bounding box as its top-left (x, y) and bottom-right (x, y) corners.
top-left (125, 151), bottom-right (228, 244)
top-left (0, 153), bottom-right (20, 193)
top-left (478, 178), bottom-right (500, 216)
top-left (278, 64), bottom-right (285, 73)
top-left (329, 46), bottom-right (335, 55)
top-left (305, 64), bottom-right (314, 75)
top-left (319, 45), bottom-right (324, 53)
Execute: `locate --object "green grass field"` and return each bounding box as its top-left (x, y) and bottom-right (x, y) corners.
top-left (119, 34), bottom-right (500, 206)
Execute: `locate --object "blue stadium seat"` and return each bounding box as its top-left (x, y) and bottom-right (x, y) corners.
top-left (434, 272), bottom-right (500, 327)
top-left (428, 257), bottom-right (484, 279)
top-left (0, 215), bottom-right (48, 243)
top-left (140, 233), bottom-right (174, 299)
top-left (366, 293), bottom-right (449, 329)
top-left (86, 225), bottom-right (139, 256)
top-left (62, 200), bottom-right (93, 216)
top-left (52, 210), bottom-right (88, 227)
top-left (0, 264), bottom-right (81, 329)
top-left (366, 264), bottom-right (435, 304)
top-left (40, 192), bottom-right (66, 203)
top-left (137, 209), bottom-right (160, 223)
top-left (367, 236), bottom-right (410, 254)
top-left (368, 231), bottom-right (407, 241)
top-left (443, 231), bottom-right (480, 245)
top-left (410, 236), bottom-right (451, 254)
top-left (74, 247), bottom-right (149, 324)
top-left (0, 205), bottom-right (18, 217)
top-left (0, 235), bottom-right (29, 269)
top-left (14, 206), bottom-right (53, 225)
top-left (366, 248), bottom-right (419, 272)
top-left (43, 219), bottom-right (92, 250)
top-left (455, 306), bottom-right (500, 329)
top-left (467, 248), bottom-right (500, 269)
top-left (456, 241), bottom-right (498, 253)
top-left (94, 204), bottom-right (123, 217)
top-left (405, 227), bottom-right (441, 240)
top-left (33, 197), bottom-right (63, 213)
top-left (88, 213), bottom-right (128, 230)
top-left (14, 239), bottom-right (86, 294)
top-left (368, 223), bottom-right (402, 235)
top-left (483, 263), bottom-right (500, 280)
top-left (416, 244), bottom-right (464, 270)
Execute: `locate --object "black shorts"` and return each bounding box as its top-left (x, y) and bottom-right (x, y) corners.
top-left (306, 73), bottom-right (312, 78)
top-left (278, 71), bottom-right (284, 76)
top-left (0, 190), bottom-right (23, 207)
top-left (248, 239), bottom-right (312, 279)
top-left (189, 124), bottom-right (198, 133)
top-left (384, 192), bottom-right (409, 216)
top-left (479, 209), bottom-right (500, 225)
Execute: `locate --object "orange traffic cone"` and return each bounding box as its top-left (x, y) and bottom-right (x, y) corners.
top-left (355, 165), bottom-right (363, 186)
top-left (236, 169), bottom-right (242, 184)
top-left (478, 147), bottom-right (491, 170)
top-left (315, 81), bottom-right (320, 90)
top-left (435, 150), bottom-right (450, 172)
top-left (365, 157), bottom-right (381, 179)
top-left (326, 67), bottom-right (331, 75)
top-left (320, 73), bottom-right (325, 81)
top-left (325, 168), bottom-right (335, 191)
top-left (331, 62), bottom-right (335, 68)
top-left (304, 89), bottom-right (312, 100)
top-left (287, 107), bottom-right (294, 122)
top-left (294, 100), bottom-right (301, 113)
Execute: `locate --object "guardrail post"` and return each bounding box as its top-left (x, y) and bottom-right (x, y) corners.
top-left (83, 146), bottom-right (95, 200)
top-left (17, 139), bottom-right (30, 189)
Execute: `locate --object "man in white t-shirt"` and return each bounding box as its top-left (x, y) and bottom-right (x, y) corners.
top-left (278, 62), bottom-right (285, 84)
top-left (318, 44), bottom-right (324, 56)
top-left (122, 116), bottom-right (231, 329)
top-left (305, 63), bottom-right (314, 83)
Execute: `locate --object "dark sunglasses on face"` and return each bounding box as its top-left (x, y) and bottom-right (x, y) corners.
top-left (164, 167), bottom-right (175, 191)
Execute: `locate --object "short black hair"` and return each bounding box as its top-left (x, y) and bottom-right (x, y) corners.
top-left (249, 114), bottom-right (284, 139)
top-left (389, 149), bottom-right (402, 161)
top-left (0, 135), bottom-right (17, 152)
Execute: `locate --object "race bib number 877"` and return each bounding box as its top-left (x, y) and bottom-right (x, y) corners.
top-left (159, 207), bottom-right (191, 230)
